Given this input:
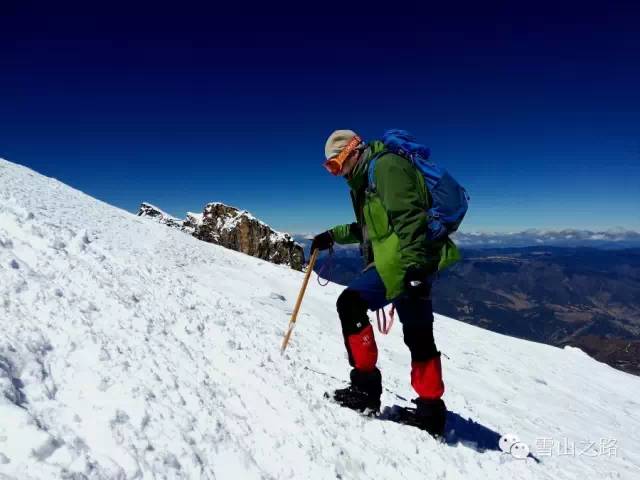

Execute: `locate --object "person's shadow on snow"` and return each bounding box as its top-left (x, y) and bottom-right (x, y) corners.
top-left (379, 404), bottom-right (501, 453)
top-left (442, 411), bottom-right (502, 452)
top-left (443, 412), bottom-right (541, 462)
top-left (381, 406), bottom-right (540, 462)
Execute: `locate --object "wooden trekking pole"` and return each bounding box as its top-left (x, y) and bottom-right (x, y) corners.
top-left (281, 248), bottom-right (320, 354)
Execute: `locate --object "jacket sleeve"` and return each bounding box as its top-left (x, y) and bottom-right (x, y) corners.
top-left (374, 155), bottom-right (429, 271)
top-left (330, 222), bottom-right (362, 245)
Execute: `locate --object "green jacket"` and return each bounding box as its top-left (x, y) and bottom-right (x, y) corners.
top-left (330, 141), bottom-right (461, 300)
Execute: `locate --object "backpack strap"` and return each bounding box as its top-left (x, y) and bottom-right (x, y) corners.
top-left (368, 148), bottom-right (418, 192)
top-left (367, 151), bottom-right (388, 192)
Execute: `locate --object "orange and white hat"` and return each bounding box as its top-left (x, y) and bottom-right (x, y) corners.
top-left (323, 130), bottom-right (363, 175)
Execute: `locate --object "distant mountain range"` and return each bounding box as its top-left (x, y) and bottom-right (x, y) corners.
top-left (431, 247), bottom-right (640, 375)
top-left (296, 229), bottom-right (640, 250)
top-left (452, 229), bottom-right (640, 249)
top-left (294, 236), bottom-right (640, 375)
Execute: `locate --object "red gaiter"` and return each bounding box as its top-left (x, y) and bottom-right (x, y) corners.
top-left (346, 324), bottom-right (378, 372)
top-left (411, 354), bottom-right (445, 399)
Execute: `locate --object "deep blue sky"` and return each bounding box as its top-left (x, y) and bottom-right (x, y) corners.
top-left (1, 1), bottom-right (639, 233)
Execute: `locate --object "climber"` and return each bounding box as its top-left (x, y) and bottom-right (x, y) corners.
top-left (312, 129), bottom-right (466, 436)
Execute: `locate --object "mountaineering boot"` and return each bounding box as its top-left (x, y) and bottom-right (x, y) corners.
top-left (413, 397), bottom-right (447, 437)
top-left (333, 367), bottom-right (382, 415)
top-left (409, 353), bottom-right (446, 436)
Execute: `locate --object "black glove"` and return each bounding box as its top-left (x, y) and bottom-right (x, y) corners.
top-left (404, 266), bottom-right (431, 297)
top-left (310, 230), bottom-right (334, 252)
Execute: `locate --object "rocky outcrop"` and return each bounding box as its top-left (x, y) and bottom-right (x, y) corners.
top-left (193, 203), bottom-right (304, 270)
top-left (137, 202), bottom-right (304, 271)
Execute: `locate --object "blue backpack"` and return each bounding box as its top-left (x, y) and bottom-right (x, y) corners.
top-left (368, 129), bottom-right (469, 241)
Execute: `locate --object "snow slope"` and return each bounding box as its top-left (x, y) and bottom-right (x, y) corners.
top-left (1, 158), bottom-right (639, 480)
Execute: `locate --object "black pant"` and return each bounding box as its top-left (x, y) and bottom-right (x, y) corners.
top-left (336, 267), bottom-right (438, 363)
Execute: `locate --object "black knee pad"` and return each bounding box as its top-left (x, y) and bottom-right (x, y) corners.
top-left (402, 323), bottom-right (438, 362)
top-left (336, 289), bottom-right (370, 336)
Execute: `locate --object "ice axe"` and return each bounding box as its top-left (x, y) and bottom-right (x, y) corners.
top-left (281, 248), bottom-right (320, 354)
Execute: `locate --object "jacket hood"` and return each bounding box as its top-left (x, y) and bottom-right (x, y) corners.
top-left (346, 140), bottom-right (386, 191)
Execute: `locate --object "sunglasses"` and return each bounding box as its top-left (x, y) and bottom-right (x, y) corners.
top-left (323, 135), bottom-right (362, 175)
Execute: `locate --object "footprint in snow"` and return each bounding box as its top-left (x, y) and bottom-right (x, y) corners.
top-left (252, 293), bottom-right (288, 311)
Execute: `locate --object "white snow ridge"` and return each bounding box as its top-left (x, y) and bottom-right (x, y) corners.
top-left (1, 157), bottom-right (639, 480)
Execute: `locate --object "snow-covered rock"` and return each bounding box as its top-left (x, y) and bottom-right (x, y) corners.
top-left (182, 212), bottom-right (204, 235)
top-left (194, 202), bottom-right (304, 271)
top-left (1, 157), bottom-right (639, 479)
top-left (137, 202), bottom-right (185, 230)
top-left (137, 202), bottom-right (304, 271)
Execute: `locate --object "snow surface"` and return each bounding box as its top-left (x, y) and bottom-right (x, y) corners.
top-left (1, 158), bottom-right (639, 479)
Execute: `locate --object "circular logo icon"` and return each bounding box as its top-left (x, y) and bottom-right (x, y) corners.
top-left (499, 433), bottom-right (519, 453)
top-left (499, 433), bottom-right (529, 459)
top-left (510, 441), bottom-right (530, 459)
